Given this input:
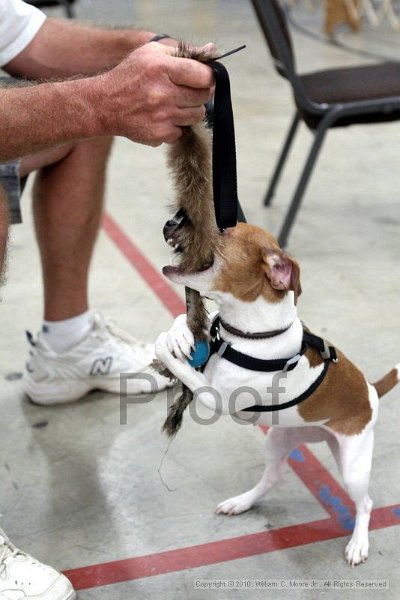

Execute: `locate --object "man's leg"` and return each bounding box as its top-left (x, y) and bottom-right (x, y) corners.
top-left (0, 187), bottom-right (75, 599)
top-left (20, 136), bottom-right (113, 320)
top-left (20, 138), bottom-right (171, 404)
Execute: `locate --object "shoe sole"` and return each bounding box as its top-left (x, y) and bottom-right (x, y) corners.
top-left (23, 377), bottom-right (94, 405)
top-left (23, 373), bottom-right (174, 405)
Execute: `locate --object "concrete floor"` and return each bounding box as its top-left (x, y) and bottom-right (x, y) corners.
top-left (1, 1), bottom-right (400, 598)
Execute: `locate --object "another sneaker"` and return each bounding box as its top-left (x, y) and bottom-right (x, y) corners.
top-left (23, 311), bottom-right (173, 405)
top-left (0, 527), bottom-right (75, 600)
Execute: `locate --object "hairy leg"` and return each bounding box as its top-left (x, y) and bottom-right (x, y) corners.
top-left (20, 136), bottom-right (113, 321)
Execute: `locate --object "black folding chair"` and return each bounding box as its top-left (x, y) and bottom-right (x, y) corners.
top-left (252, 0), bottom-right (400, 247)
top-left (24, 0), bottom-right (76, 19)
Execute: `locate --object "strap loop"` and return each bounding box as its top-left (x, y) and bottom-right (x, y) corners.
top-left (210, 61), bottom-right (241, 229)
top-left (283, 354), bottom-right (301, 372)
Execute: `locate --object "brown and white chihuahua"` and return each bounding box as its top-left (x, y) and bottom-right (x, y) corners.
top-left (156, 222), bottom-right (399, 566)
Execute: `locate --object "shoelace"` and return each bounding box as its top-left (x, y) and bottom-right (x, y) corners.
top-left (92, 312), bottom-right (151, 352)
top-left (0, 535), bottom-right (24, 580)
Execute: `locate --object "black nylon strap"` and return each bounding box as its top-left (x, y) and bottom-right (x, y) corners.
top-left (241, 361), bottom-right (330, 413)
top-left (209, 335), bottom-right (305, 372)
top-left (209, 319), bottom-right (338, 373)
top-left (211, 61), bottom-right (241, 229)
top-left (303, 331), bottom-right (338, 362)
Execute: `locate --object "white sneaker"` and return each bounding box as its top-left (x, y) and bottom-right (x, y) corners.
top-left (0, 528), bottom-right (75, 600)
top-left (23, 311), bottom-right (173, 405)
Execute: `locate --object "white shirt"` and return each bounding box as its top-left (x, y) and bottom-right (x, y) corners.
top-left (0, 0), bottom-right (46, 67)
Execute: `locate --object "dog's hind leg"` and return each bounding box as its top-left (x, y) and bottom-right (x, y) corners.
top-left (330, 427), bottom-right (374, 567)
top-left (216, 426), bottom-right (327, 516)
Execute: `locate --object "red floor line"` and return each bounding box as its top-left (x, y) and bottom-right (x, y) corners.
top-left (64, 518), bottom-right (344, 590)
top-left (65, 505), bottom-right (400, 591)
top-left (102, 213), bottom-right (185, 317)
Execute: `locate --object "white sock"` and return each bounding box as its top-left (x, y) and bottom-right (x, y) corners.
top-left (42, 311), bottom-right (92, 354)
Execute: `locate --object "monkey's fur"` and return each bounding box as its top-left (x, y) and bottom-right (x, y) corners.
top-left (153, 45), bottom-right (222, 437)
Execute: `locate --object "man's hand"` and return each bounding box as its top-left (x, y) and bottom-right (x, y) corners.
top-left (0, 38), bottom-right (214, 161)
top-left (93, 42), bottom-right (215, 146)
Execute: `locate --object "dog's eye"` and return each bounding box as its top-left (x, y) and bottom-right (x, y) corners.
top-left (198, 260), bottom-right (214, 272)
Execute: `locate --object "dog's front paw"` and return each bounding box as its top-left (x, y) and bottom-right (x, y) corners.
top-left (155, 331), bottom-right (176, 368)
top-left (215, 490), bottom-right (257, 516)
top-left (155, 329), bottom-right (192, 372)
top-left (345, 534), bottom-right (369, 567)
top-left (166, 314), bottom-right (195, 362)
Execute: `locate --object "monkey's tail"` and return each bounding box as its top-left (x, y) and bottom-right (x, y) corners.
top-left (167, 44), bottom-right (220, 269)
top-left (162, 385), bottom-right (193, 437)
top-left (167, 123), bottom-right (216, 235)
top-left (161, 44), bottom-right (219, 438)
top-left (167, 42), bottom-right (216, 208)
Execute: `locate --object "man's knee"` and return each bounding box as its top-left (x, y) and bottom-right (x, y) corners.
top-left (96, 135), bottom-right (114, 154)
top-left (20, 143), bottom-right (76, 177)
top-left (19, 136), bottom-right (114, 178)
top-left (79, 136), bottom-right (114, 160)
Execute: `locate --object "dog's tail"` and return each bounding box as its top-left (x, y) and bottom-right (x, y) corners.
top-left (372, 364), bottom-right (400, 398)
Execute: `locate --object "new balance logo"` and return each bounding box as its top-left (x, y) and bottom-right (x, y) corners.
top-left (90, 356), bottom-right (113, 376)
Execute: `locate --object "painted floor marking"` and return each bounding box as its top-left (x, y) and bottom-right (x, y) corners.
top-left (65, 505), bottom-right (400, 591)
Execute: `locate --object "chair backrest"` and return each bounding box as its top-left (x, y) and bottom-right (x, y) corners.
top-left (251, 0), bottom-right (295, 79)
top-left (24, 0), bottom-right (76, 18)
top-left (251, 0), bottom-right (321, 115)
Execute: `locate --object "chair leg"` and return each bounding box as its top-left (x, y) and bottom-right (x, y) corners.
top-left (277, 123), bottom-right (327, 248)
top-left (264, 112), bottom-right (300, 206)
top-left (59, 0), bottom-right (76, 18)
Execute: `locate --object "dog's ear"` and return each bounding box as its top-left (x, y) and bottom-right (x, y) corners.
top-left (261, 248), bottom-right (302, 301)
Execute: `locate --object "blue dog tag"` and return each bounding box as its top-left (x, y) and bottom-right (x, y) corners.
top-left (187, 340), bottom-right (210, 368)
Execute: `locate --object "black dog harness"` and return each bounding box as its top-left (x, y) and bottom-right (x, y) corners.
top-left (208, 317), bottom-right (338, 412)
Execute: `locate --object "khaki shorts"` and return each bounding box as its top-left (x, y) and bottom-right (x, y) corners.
top-left (1, 77), bottom-right (23, 224)
top-left (0, 160), bottom-right (22, 224)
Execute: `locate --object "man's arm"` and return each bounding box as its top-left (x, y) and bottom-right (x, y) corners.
top-left (0, 77), bottom-right (99, 161)
top-left (4, 17), bottom-right (162, 79)
top-left (0, 42), bottom-right (214, 161)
